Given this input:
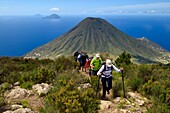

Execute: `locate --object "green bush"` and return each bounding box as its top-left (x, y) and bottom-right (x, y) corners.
top-left (90, 76), bottom-right (101, 98)
top-left (112, 78), bottom-right (122, 98)
top-left (37, 67), bottom-right (56, 84)
top-left (147, 98), bottom-right (170, 113)
top-left (41, 71), bottom-right (100, 113)
top-left (20, 81), bottom-right (34, 89)
top-left (127, 75), bottom-right (144, 91)
top-left (137, 64), bottom-right (153, 82)
top-left (20, 99), bottom-right (30, 108)
top-left (115, 51), bottom-right (132, 67)
top-left (0, 97), bottom-right (5, 107)
top-left (54, 56), bottom-right (79, 72)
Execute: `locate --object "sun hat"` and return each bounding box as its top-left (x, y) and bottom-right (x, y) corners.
top-left (96, 54), bottom-right (100, 58)
top-left (106, 59), bottom-right (112, 67)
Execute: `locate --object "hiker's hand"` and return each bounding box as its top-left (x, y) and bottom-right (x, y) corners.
top-left (120, 67), bottom-right (124, 71)
top-left (98, 73), bottom-right (101, 76)
top-left (90, 65), bottom-right (94, 68)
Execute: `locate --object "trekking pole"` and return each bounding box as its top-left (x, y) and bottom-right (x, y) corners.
top-left (96, 75), bottom-right (100, 98)
top-left (121, 70), bottom-right (126, 98)
top-left (89, 66), bottom-right (91, 76)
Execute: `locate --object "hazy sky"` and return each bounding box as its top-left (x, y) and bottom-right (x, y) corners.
top-left (0, 0), bottom-right (170, 15)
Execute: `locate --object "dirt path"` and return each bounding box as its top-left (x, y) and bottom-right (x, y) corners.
top-left (79, 70), bottom-right (150, 113)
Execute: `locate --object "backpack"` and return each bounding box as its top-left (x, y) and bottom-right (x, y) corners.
top-left (77, 54), bottom-right (82, 62)
top-left (84, 59), bottom-right (92, 68)
top-left (102, 64), bottom-right (113, 75)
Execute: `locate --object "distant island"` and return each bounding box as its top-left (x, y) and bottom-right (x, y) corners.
top-left (43, 14), bottom-right (60, 19)
top-left (34, 14), bottom-right (42, 17)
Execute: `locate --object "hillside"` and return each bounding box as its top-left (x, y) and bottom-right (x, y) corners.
top-left (24, 17), bottom-right (170, 63)
top-left (0, 57), bottom-right (170, 113)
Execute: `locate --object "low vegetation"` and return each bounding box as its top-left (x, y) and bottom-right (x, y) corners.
top-left (0, 52), bottom-right (170, 112)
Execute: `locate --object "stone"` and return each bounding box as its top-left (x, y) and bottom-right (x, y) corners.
top-left (11, 104), bottom-right (23, 110)
top-left (113, 97), bottom-right (121, 103)
top-left (3, 111), bottom-right (13, 113)
top-left (32, 83), bottom-right (52, 95)
top-left (100, 100), bottom-right (113, 110)
top-left (13, 82), bottom-right (20, 86)
top-left (13, 108), bottom-right (34, 113)
top-left (6, 86), bottom-right (32, 99)
top-left (78, 83), bottom-right (91, 90)
top-left (3, 108), bottom-right (34, 113)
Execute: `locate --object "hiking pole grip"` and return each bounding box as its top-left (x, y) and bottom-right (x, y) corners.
top-left (121, 70), bottom-right (126, 98)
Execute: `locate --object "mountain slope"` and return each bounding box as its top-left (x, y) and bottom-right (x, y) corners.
top-left (24, 17), bottom-right (170, 63)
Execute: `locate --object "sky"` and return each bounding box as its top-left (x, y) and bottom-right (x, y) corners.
top-left (0, 0), bottom-right (170, 15)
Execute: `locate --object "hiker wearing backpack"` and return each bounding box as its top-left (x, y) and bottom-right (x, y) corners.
top-left (77, 51), bottom-right (83, 70)
top-left (97, 59), bottom-right (123, 100)
top-left (81, 52), bottom-right (89, 71)
top-left (90, 54), bottom-right (102, 76)
top-left (73, 51), bottom-right (79, 61)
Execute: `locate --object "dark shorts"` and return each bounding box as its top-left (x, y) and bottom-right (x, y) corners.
top-left (91, 70), bottom-right (99, 76)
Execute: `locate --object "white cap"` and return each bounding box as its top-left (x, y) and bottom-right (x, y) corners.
top-left (106, 59), bottom-right (112, 67)
top-left (96, 54), bottom-right (100, 58)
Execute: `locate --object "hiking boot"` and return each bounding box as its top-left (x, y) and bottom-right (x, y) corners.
top-left (107, 90), bottom-right (110, 94)
top-left (101, 97), bottom-right (107, 100)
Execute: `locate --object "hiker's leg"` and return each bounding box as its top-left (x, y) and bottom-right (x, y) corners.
top-left (105, 78), bottom-right (109, 94)
top-left (79, 62), bottom-right (81, 70)
top-left (91, 70), bottom-right (95, 75)
top-left (91, 70), bottom-right (97, 76)
top-left (89, 68), bottom-right (91, 76)
top-left (108, 77), bottom-right (112, 90)
top-left (101, 77), bottom-right (106, 98)
top-left (84, 67), bottom-right (86, 72)
top-left (94, 70), bottom-right (99, 76)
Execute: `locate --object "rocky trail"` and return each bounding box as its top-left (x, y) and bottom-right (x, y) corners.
top-left (0, 70), bottom-right (151, 113)
top-left (80, 70), bottom-right (152, 113)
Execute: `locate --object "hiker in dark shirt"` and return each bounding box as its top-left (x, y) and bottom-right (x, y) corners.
top-left (74, 51), bottom-right (79, 61)
top-left (77, 51), bottom-right (83, 70)
top-left (81, 53), bottom-right (89, 72)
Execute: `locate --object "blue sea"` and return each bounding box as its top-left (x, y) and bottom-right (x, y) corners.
top-left (0, 15), bottom-right (170, 56)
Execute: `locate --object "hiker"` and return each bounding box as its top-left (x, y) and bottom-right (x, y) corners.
top-left (81, 53), bottom-right (89, 72)
top-left (83, 56), bottom-right (93, 73)
top-left (77, 51), bottom-right (83, 70)
top-left (81, 52), bottom-right (89, 71)
top-left (73, 51), bottom-right (79, 61)
top-left (90, 54), bottom-right (102, 76)
top-left (97, 59), bottom-right (123, 99)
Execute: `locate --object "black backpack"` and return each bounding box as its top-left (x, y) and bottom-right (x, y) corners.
top-left (102, 64), bottom-right (113, 75)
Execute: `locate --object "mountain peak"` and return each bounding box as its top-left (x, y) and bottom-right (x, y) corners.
top-left (79, 17), bottom-right (109, 26)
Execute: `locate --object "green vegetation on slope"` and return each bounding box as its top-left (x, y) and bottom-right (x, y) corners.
top-left (0, 53), bottom-right (170, 112)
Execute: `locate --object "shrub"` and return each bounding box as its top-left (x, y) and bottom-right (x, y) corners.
top-left (137, 64), bottom-right (154, 82)
top-left (41, 71), bottom-right (100, 113)
top-left (147, 98), bottom-right (170, 113)
top-left (0, 97), bottom-right (5, 107)
top-left (54, 56), bottom-right (79, 72)
top-left (20, 99), bottom-right (30, 108)
top-left (112, 78), bottom-right (122, 98)
top-left (127, 75), bottom-right (144, 91)
top-left (90, 76), bottom-right (101, 98)
top-left (37, 67), bottom-right (56, 84)
top-left (20, 81), bottom-right (34, 89)
top-left (115, 51), bottom-right (132, 67)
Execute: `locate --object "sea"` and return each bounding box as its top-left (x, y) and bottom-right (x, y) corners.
top-left (0, 15), bottom-right (170, 57)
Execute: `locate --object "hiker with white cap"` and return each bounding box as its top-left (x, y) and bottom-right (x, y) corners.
top-left (97, 59), bottom-right (123, 99)
top-left (90, 54), bottom-right (102, 76)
